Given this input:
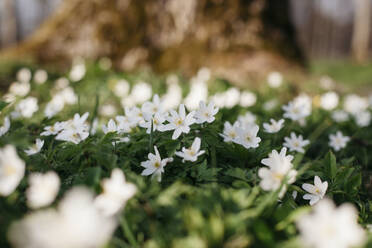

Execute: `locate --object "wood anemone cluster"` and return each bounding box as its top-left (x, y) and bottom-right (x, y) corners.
top-left (2, 0), bottom-right (305, 82)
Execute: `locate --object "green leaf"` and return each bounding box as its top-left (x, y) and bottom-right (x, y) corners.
top-left (0, 101), bottom-right (8, 112)
top-left (325, 151), bottom-right (337, 180)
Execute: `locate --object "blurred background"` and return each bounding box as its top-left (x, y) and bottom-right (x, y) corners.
top-left (0, 0), bottom-right (372, 85)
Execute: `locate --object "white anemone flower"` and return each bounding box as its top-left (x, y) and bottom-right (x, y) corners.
top-left (320, 91), bottom-right (339, 110)
top-left (8, 187), bottom-right (117, 248)
top-left (237, 112), bottom-right (257, 128)
top-left (0, 116), bottom-right (10, 137)
top-left (283, 132), bottom-right (310, 153)
top-left (175, 137), bottom-right (205, 162)
top-left (9, 81), bottom-right (30, 97)
top-left (17, 68), bottom-right (32, 83)
top-left (163, 104), bottom-right (195, 140)
top-left (329, 131), bottom-right (350, 151)
top-left (194, 101), bottom-right (219, 124)
top-left (343, 94), bottom-right (368, 114)
top-left (24, 139), bottom-right (44, 155)
top-left (130, 82), bottom-right (152, 104)
top-left (102, 119), bottom-right (117, 134)
top-left (26, 171), bottom-right (60, 209)
top-left (235, 125), bottom-right (261, 149)
top-left (139, 112), bottom-right (166, 134)
top-left (94, 168), bottom-right (137, 216)
top-left (263, 119), bottom-right (284, 133)
top-left (40, 122), bottom-right (65, 136)
top-left (282, 94), bottom-right (312, 124)
top-left (140, 146), bottom-right (173, 182)
top-left (331, 110), bottom-right (349, 123)
top-left (0, 145), bottom-right (25, 196)
top-left (239, 91), bottom-right (257, 107)
top-left (258, 147), bottom-right (297, 197)
top-left (115, 115), bottom-right (133, 134)
top-left (267, 71), bottom-right (283, 88)
top-left (220, 121), bottom-right (240, 143)
top-left (296, 198), bottom-right (365, 248)
top-left (302, 176), bottom-right (328, 206)
top-left (55, 113), bottom-right (90, 144)
top-left (114, 79), bottom-right (130, 98)
top-left (13, 97), bottom-right (39, 118)
top-left (33, 69), bottom-right (48, 84)
top-left (141, 94), bottom-right (164, 116)
top-left (354, 110), bottom-right (371, 127)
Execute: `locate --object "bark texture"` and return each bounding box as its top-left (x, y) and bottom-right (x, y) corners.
top-left (3, 0), bottom-right (305, 81)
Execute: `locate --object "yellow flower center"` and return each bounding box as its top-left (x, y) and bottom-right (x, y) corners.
top-left (4, 165), bottom-right (17, 176)
top-left (154, 161), bottom-right (161, 168)
top-left (176, 118), bottom-right (183, 126)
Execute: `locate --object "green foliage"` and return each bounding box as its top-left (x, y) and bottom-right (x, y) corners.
top-left (0, 63), bottom-right (372, 248)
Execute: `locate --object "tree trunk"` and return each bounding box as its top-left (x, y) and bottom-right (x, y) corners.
top-left (352, 0), bottom-right (371, 63)
top-left (0, 0), bottom-right (17, 47)
top-left (3, 0), bottom-right (305, 82)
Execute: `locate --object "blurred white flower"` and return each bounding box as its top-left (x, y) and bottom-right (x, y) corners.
top-left (320, 91), bottom-right (339, 110)
top-left (162, 79), bottom-right (182, 111)
top-left (114, 79), bottom-right (130, 98)
top-left (329, 131), bottom-right (350, 151)
top-left (220, 121), bottom-right (239, 143)
top-left (267, 71), bottom-right (283, 88)
top-left (142, 94), bottom-right (164, 116)
top-left (59, 87), bottom-right (78, 105)
top-left (125, 106), bottom-right (145, 126)
top-left (44, 95), bottom-right (65, 118)
top-left (259, 147), bottom-right (297, 197)
top-left (263, 99), bottom-right (278, 111)
top-left (263, 119), bottom-right (284, 133)
top-left (239, 91), bottom-right (257, 107)
top-left (331, 110), bottom-right (349, 123)
top-left (13, 97), bottom-right (38, 118)
top-left (99, 104), bottom-right (117, 117)
top-left (354, 110), bottom-right (371, 127)
top-left (223, 88), bottom-right (240, 108)
top-left (56, 113), bottom-right (90, 144)
top-left (237, 112), bottom-right (256, 128)
top-left (24, 139), bottom-right (44, 156)
top-left (163, 104), bottom-right (195, 140)
top-left (33, 69), bottom-right (48, 85)
top-left (102, 119), bottom-right (117, 134)
top-left (9, 81), bottom-right (30, 97)
top-left (283, 132), bottom-right (310, 153)
top-left (194, 101), bottom-right (219, 124)
top-left (319, 75), bottom-right (335, 90)
top-left (343, 94), bottom-right (368, 114)
top-left (17, 68), bottom-right (32, 83)
top-left (296, 198), bottom-right (365, 248)
top-left (184, 78), bottom-right (208, 110)
top-left (8, 187), bottom-right (117, 248)
top-left (115, 115), bottom-right (133, 134)
top-left (302, 176), bottom-right (328, 206)
top-left (140, 146), bottom-right (173, 182)
top-left (54, 77), bottom-right (70, 90)
top-left (139, 112), bottom-right (167, 134)
top-left (40, 122), bottom-right (65, 136)
top-left (69, 61), bottom-right (86, 82)
top-left (0, 145), bottom-right (25, 196)
top-left (26, 171), bottom-right (60, 209)
top-left (175, 137), bottom-right (205, 162)
top-left (235, 124), bottom-right (261, 149)
top-left (0, 116), bottom-right (10, 137)
top-left (283, 94), bottom-right (312, 124)
top-left (130, 82), bottom-right (152, 104)
top-left (94, 169), bottom-right (136, 216)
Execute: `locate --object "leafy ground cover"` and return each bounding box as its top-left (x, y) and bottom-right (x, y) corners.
top-left (0, 61), bottom-right (372, 248)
